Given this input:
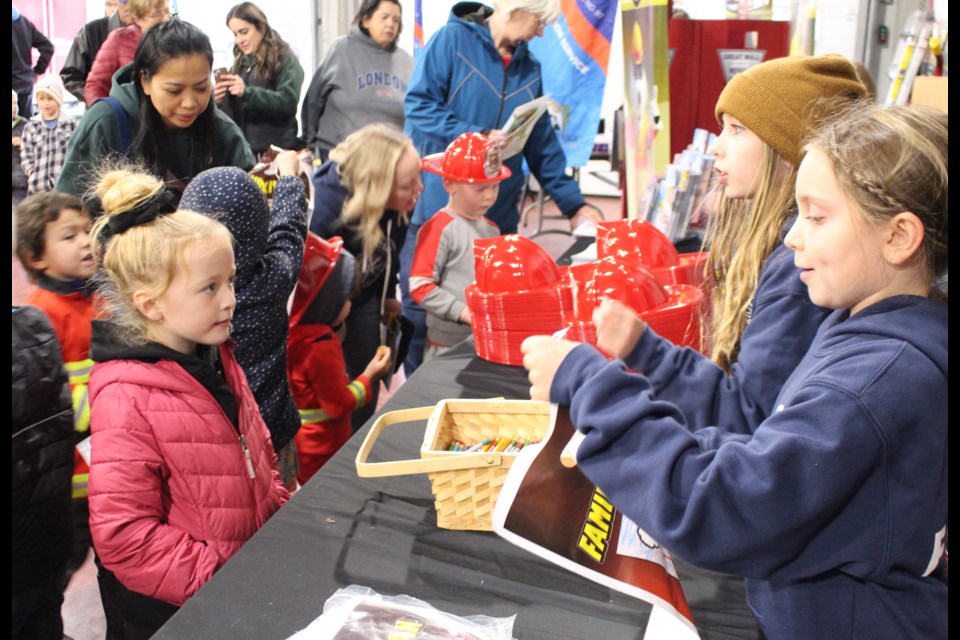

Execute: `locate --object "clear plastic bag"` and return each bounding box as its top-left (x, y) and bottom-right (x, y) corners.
top-left (287, 585), bottom-right (516, 640)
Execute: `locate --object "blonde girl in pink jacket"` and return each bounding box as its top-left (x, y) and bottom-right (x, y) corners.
top-left (87, 166), bottom-right (289, 638)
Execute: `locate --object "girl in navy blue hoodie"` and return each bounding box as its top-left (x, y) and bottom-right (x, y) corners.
top-left (593, 56), bottom-right (867, 436)
top-left (522, 104), bottom-right (948, 640)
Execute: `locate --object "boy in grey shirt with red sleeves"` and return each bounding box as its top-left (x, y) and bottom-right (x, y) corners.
top-left (408, 132), bottom-right (509, 362)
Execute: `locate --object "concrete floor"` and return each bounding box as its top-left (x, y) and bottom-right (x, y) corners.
top-left (17, 192), bottom-right (622, 639)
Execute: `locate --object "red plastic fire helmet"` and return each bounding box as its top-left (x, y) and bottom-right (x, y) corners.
top-left (474, 234), bottom-right (561, 293)
top-left (596, 219), bottom-right (678, 269)
top-left (289, 233), bottom-right (343, 327)
top-left (569, 257), bottom-right (669, 319)
top-left (421, 132), bottom-right (512, 183)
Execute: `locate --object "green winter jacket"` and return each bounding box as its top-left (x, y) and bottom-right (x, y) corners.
top-left (220, 50), bottom-right (304, 155)
top-left (56, 63), bottom-right (255, 204)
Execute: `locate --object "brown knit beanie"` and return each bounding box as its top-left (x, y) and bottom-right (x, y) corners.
top-left (715, 54), bottom-right (866, 167)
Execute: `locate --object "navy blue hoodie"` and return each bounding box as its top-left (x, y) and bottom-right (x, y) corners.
top-left (553, 295), bottom-right (947, 640)
top-left (624, 241), bottom-right (832, 434)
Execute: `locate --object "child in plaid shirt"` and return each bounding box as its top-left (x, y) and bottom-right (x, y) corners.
top-left (20, 76), bottom-right (77, 195)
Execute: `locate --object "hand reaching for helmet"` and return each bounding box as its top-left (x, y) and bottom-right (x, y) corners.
top-left (593, 297), bottom-right (646, 359)
top-left (521, 335), bottom-right (578, 402)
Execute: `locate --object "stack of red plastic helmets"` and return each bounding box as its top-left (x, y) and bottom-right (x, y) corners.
top-left (467, 235), bottom-right (575, 366)
top-left (564, 257), bottom-right (703, 351)
top-left (569, 219), bottom-right (708, 352)
top-left (466, 223), bottom-right (709, 366)
top-left (596, 218), bottom-right (709, 289)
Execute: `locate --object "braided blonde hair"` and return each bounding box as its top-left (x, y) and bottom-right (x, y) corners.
top-left (805, 104), bottom-right (947, 299)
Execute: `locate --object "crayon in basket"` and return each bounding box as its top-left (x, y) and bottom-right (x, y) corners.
top-left (446, 437), bottom-right (540, 452)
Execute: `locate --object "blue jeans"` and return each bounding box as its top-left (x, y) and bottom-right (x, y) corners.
top-left (398, 223), bottom-right (428, 377)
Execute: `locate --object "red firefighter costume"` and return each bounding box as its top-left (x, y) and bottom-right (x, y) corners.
top-left (287, 234), bottom-right (373, 485)
top-left (25, 283), bottom-right (94, 499)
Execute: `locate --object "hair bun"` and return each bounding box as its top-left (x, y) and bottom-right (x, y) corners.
top-left (97, 169), bottom-right (166, 218)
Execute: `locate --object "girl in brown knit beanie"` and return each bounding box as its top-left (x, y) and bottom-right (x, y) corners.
top-left (580, 54), bottom-right (866, 437)
top-left (707, 54), bottom-right (866, 371)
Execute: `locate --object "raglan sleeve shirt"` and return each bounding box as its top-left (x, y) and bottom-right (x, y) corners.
top-left (409, 212), bottom-right (466, 323)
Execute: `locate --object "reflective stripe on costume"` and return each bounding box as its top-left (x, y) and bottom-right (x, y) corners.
top-left (67, 358), bottom-right (93, 433)
top-left (71, 384), bottom-right (90, 433)
top-left (347, 379), bottom-right (365, 409)
top-left (298, 408), bottom-right (331, 425)
top-left (299, 379), bottom-right (366, 425)
top-left (72, 472), bottom-right (88, 499)
top-left (65, 358), bottom-right (93, 384)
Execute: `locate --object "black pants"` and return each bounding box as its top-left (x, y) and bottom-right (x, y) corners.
top-left (15, 86), bottom-right (33, 119)
top-left (342, 294), bottom-right (383, 433)
top-left (12, 568), bottom-right (66, 640)
top-left (64, 498), bottom-right (91, 588)
top-left (95, 554), bottom-right (179, 640)
top-left (398, 223), bottom-right (427, 376)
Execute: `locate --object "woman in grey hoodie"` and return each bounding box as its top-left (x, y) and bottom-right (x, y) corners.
top-left (301, 0), bottom-right (414, 162)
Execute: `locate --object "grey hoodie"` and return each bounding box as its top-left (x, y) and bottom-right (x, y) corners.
top-left (301, 27), bottom-right (415, 153)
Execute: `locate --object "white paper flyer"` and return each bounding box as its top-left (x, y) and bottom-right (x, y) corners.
top-left (497, 96), bottom-right (559, 159)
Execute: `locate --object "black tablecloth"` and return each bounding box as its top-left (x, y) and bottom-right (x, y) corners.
top-left (555, 229), bottom-right (705, 267)
top-left (153, 339), bottom-right (760, 640)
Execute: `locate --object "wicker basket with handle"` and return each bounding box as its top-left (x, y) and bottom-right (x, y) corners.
top-left (355, 399), bottom-right (551, 531)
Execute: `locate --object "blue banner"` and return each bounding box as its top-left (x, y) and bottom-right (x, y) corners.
top-left (413, 0), bottom-right (424, 59)
top-left (528, 0), bottom-right (619, 168)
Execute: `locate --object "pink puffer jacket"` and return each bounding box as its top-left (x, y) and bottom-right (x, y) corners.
top-left (87, 344), bottom-right (289, 606)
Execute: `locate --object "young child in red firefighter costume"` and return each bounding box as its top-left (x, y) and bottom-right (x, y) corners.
top-left (287, 234), bottom-right (392, 485)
